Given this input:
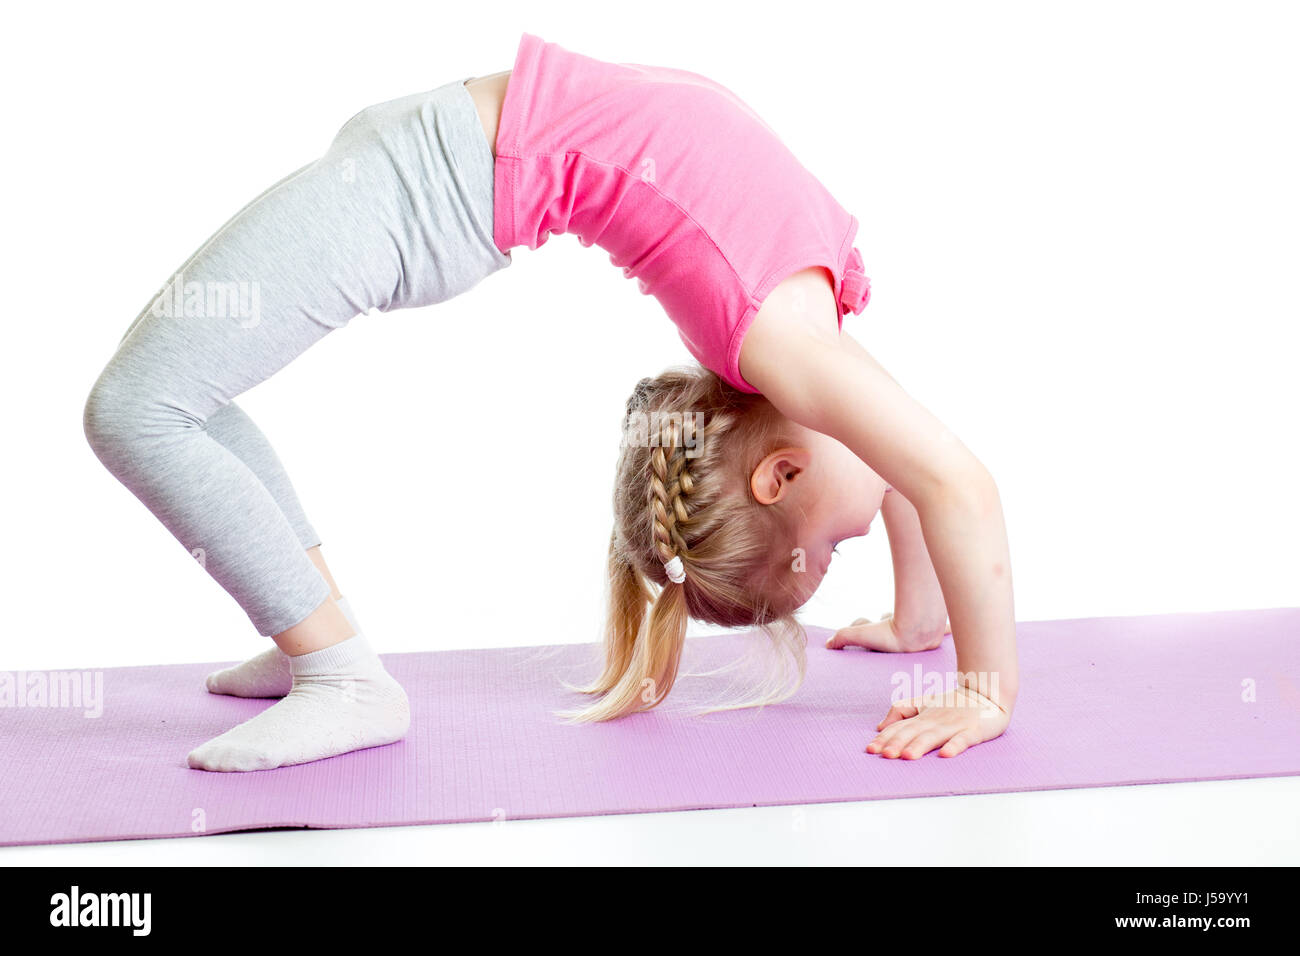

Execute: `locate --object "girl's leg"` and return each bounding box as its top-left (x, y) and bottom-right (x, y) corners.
top-left (118, 267), bottom-right (353, 695)
top-left (203, 401), bottom-right (355, 697)
top-left (110, 166), bottom-right (353, 661)
top-left (306, 546), bottom-right (343, 601)
top-left (204, 401), bottom-right (325, 555)
top-left (84, 78), bottom-right (510, 770)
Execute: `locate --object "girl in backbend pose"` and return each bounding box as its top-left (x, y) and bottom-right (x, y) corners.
top-left (85, 33), bottom-right (1016, 772)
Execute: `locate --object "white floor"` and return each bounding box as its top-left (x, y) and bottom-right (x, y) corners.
top-left (3, 775), bottom-right (1296, 866)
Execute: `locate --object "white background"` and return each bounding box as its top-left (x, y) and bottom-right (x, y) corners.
top-left (1, 0), bottom-right (1296, 865)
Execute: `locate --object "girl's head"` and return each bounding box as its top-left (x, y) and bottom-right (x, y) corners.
top-left (562, 365), bottom-right (886, 722)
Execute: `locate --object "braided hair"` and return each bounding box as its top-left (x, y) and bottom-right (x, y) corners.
top-left (557, 366), bottom-right (813, 723)
top-left (649, 411), bottom-right (695, 577)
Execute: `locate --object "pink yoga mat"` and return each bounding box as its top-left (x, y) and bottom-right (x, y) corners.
top-left (2, 607), bottom-right (1297, 846)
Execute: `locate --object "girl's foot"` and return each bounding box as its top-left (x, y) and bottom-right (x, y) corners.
top-left (187, 633), bottom-right (410, 772)
top-left (205, 596), bottom-right (360, 698)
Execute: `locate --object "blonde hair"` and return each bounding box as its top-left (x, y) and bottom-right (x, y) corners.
top-left (558, 365), bottom-right (814, 723)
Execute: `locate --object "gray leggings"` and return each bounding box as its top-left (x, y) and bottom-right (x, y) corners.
top-left (84, 78), bottom-right (511, 636)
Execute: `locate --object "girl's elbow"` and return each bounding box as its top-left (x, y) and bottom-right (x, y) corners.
top-left (934, 462), bottom-right (1000, 514)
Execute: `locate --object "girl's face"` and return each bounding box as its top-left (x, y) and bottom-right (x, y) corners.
top-left (749, 422), bottom-right (888, 586)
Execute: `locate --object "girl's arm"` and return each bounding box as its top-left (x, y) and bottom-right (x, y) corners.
top-left (829, 330), bottom-right (951, 651)
top-left (829, 486), bottom-right (952, 652)
top-left (881, 487), bottom-right (952, 645)
top-left (740, 271), bottom-right (1017, 755)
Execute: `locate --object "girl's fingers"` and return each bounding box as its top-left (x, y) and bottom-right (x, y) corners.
top-left (828, 613), bottom-right (903, 652)
top-left (938, 730), bottom-right (975, 758)
top-left (876, 725), bottom-right (922, 758)
top-left (897, 727), bottom-right (952, 760)
top-left (875, 698), bottom-right (921, 731)
top-left (827, 619), bottom-right (901, 652)
top-left (871, 705), bottom-right (974, 757)
top-left (866, 714), bottom-right (918, 754)
top-left (876, 715), bottom-right (947, 758)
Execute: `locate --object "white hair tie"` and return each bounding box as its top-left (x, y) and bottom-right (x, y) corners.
top-left (663, 555), bottom-right (686, 584)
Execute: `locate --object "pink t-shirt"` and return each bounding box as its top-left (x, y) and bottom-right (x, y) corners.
top-left (492, 33), bottom-right (871, 393)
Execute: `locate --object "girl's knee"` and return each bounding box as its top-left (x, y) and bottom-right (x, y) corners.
top-left (82, 368), bottom-right (134, 461)
top-left (82, 364), bottom-right (192, 464)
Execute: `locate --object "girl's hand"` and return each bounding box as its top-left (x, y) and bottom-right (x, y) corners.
top-left (866, 684), bottom-right (1011, 759)
top-left (826, 612), bottom-right (951, 653)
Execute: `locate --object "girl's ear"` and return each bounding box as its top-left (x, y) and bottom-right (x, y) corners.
top-left (750, 446), bottom-right (812, 505)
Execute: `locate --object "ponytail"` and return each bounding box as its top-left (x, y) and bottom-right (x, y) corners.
top-left (558, 533), bottom-right (689, 722)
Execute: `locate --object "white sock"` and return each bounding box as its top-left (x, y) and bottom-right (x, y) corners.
top-left (187, 632), bottom-right (410, 772)
top-left (205, 596), bottom-right (359, 698)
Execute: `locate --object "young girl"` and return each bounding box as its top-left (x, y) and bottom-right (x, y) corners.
top-left (84, 33), bottom-right (1016, 772)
